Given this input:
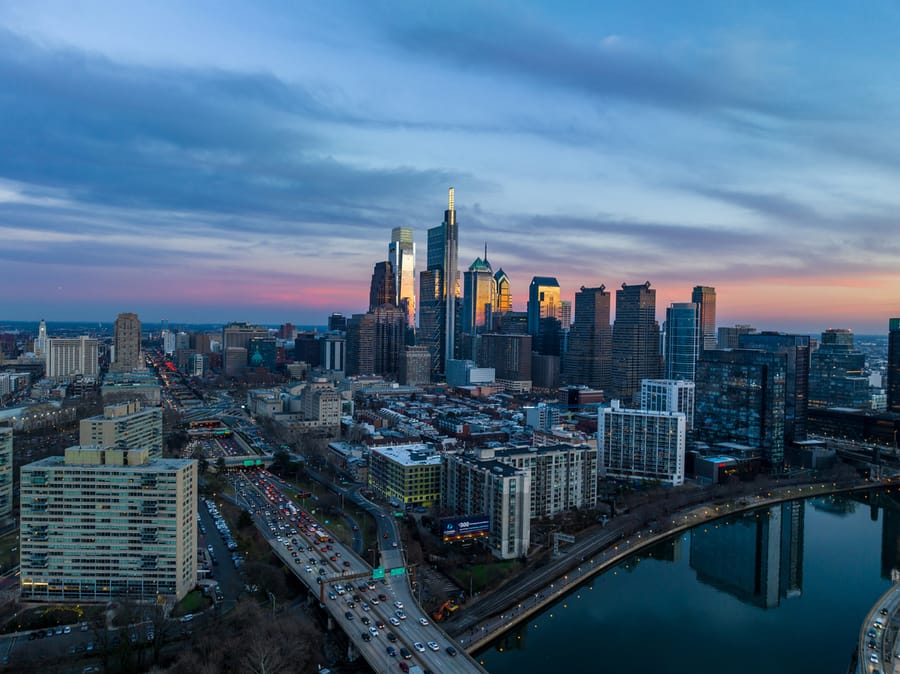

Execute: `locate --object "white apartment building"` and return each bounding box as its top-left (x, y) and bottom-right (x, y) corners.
top-left (598, 401), bottom-right (686, 486)
top-left (79, 400), bottom-right (163, 458)
top-left (45, 337), bottom-right (98, 381)
top-left (641, 378), bottom-right (695, 430)
top-left (20, 447), bottom-right (197, 602)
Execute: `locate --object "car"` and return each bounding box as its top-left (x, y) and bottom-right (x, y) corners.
top-left (344, 612), bottom-right (354, 621)
top-left (55, 626), bottom-right (63, 635)
top-left (63, 625), bottom-right (72, 634)
top-left (868, 629), bottom-right (878, 638)
top-left (86, 642), bottom-right (95, 652)
top-left (376, 620), bottom-right (385, 629)
top-left (446, 645), bottom-right (458, 656)
top-left (392, 541), bottom-right (398, 548)
top-left (399, 663), bottom-right (409, 673)
top-left (419, 617), bottom-right (429, 626)
top-left (387, 645), bottom-right (397, 657)
top-left (389, 616), bottom-right (400, 627)
top-left (881, 607), bottom-right (889, 615)
top-left (394, 601), bottom-right (404, 609)
top-left (395, 610), bottom-right (406, 620)
top-left (343, 560), bottom-right (351, 567)
top-left (427, 641), bottom-right (439, 651)
top-left (379, 594), bottom-right (388, 602)
top-left (369, 626), bottom-right (379, 636)
top-left (399, 647), bottom-right (412, 659)
top-left (868, 640), bottom-right (878, 649)
top-left (371, 597), bottom-right (380, 605)
top-left (413, 642), bottom-right (426, 653)
top-left (361, 616), bottom-right (371, 626)
top-left (361, 632), bottom-right (372, 642)
top-left (305, 565), bottom-right (313, 573)
top-left (384, 533), bottom-right (389, 539)
top-left (871, 654), bottom-right (880, 664)
top-left (328, 592), bottom-right (337, 600)
top-left (387, 632), bottom-right (398, 642)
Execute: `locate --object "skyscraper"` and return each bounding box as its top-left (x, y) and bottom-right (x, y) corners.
top-left (33, 319), bottom-right (48, 357)
top-left (889, 319), bottom-right (900, 414)
top-left (739, 332), bottom-right (810, 443)
top-left (493, 268), bottom-right (512, 315)
top-left (691, 286), bottom-right (717, 350)
top-left (462, 252), bottom-right (494, 335)
top-left (112, 312), bottom-right (142, 372)
top-left (695, 349), bottom-right (787, 468)
top-left (808, 329), bottom-right (868, 409)
top-left (0, 427), bottom-right (11, 519)
top-left (563, 285), bottom-right (612, 390)
top-left (664, 302), bottom-right (700, 381)
top-left (527, 277), bottom-right (561, 336)
top-left (369, 260), bottom-right (396, 310)
top-left (222, 322), bottom-right (268, 373)
top-left (389, 227), bottom-right (416, 327)
top-left (46, 336), bottom-right (99, 381)
top-left (418, 188), bottom-right (459, 376)
top-left (611, 282), bottom-right (661, 401)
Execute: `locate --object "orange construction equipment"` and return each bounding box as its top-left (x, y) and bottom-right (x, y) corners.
top-left (431, 599), bottom-right (458, 622)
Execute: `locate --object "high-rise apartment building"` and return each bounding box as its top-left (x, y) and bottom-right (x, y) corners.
top-left (611, 282), bottom-right (661, 401)
top-left (441, 453), bottom-right (531, 559)
top-left (112, 312), bottom-right (142, 372)
top-left (80, 400), bottom-right (163, 458)
top-left (563, 285), bottom-right (612, 390)
top-left (0, 428), bottom-right (12, 519)
top-left (691, 286), bottom-right (717, 350)
top-left (598, 401), bottom-right (686, 486)
top-left (809, 329), bottom-right (868, 409)
top-left (664, 302), bottom-right (700, 381)
top-left (45, 336), bottom-right (99, 381)
top-left (527, 276), bottom-right (561, 336)
top-left (369, 260), bottom-right (396, 310)
top-left (695, 349), bottom-right (787, 468)
top-left (478, 333), bottom-right (532, 392)
top-left (399, 346), bottom-right (431, 386)
top-left (889, 319), bottom-right (900, 414)
top-left (738, 332), bottom-right (810, 443)
top-left (20, 447), bottom-right (197, 602)
top-left (389, 227), bottom-right (416, 327)
top-left (641, 378), bottom-right (695, 430)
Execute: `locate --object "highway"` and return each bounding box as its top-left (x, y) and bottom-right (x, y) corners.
top-left (233, 469), bottom-right (486, 674)
top-left (858, 583), bottom-right (900, 674)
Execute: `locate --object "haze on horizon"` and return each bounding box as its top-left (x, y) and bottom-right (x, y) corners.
top-left (1, 1), bottom-right (898, 335)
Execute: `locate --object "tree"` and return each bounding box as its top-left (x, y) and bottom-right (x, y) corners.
top-left (215, 457), bottom-right (227, 474)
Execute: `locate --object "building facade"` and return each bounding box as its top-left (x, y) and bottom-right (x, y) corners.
top-left (664, 302), bottom-right (700, 381)
top-left (889, 318), bottom-right (900, 414)
top-left (112, 312), bottom-right (142, 372)
top-left (641, 379), bottom-right (695, 431)
top-left (691, 285), bottom-right (717, 351)
top-left (598, 402), bottom-right (686, 486)
top-left (20, 447), bottom-right (197, 602)
top-left (441, 453), bottom-right (531, 559)
top-left (79, 400), bottom-right (164, 458)
top-left (45, 337), bottom-right (99, 381)
top-left (563, 285), bottom-right (612, 391)
top-left (389, 226), bottom-right (416, 327)
top-left (611, 282), bottom-right (661, 401)
top-left (808, 329), bottom-right (869, 409)
top-left (368, 444), bottom-right (442, 507)
top-left (0, 428), bottom-right (11, 519)
top-left (527, 276), bottom-right (562, 337)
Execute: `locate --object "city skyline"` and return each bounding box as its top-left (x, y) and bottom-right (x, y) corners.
top-left (1, 3), bottom-right (899, 333)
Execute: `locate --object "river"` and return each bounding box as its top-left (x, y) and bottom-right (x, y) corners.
top-left (476, 488), bottom-right (900, 674)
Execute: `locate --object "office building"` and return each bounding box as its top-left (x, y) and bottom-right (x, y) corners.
top-left (346, 306), bottom-right (407, 378)
top-left (808, 329), bottom-right (869, 409)
top-left (33, 319), bottom-right (48, 358)
top-left (598, 401), bottom-right (686, 486)
top-left (739, 332), bottom-right (810, 442)
top-left (691, 286), bottom-right (717, 350)
top-left (369, 260), bottom-right (396, 310)
top-left (493, 268), bottom-right (512, 315)
top-left (717, 324), bottom-right (756, 349)
top-left (483, 444), bottom-right (598, 517)
top-left (527, 277), bottom-right (561, 337)
top-left (442, 453), bottom-right (531, 559)
top-left (563, 285), bottom-right (612, 390)
top-left (479, 333), bottom-right (532, 392)
top-left (462, 252), bottom-right (494, 335)
top-left (294, 333), bottom-right (321, 367)
top-left (641, 379), bottom-right (695, 430)
top-left (321, 333), bottom-right (346, 373)
top-left (368, 444), bottom-right (442, 507)
top-left (45, 336), bottom-right (98, 381)
top-left (389, 227), bottom-right (416, 327)
top-left (20, 447), bottom-right (197, 602)
top-left (611, 282), bottom-right (661, 401)
top-left (664, 302), bottom-right (700, 381)
top-left (328, 313), bottom-right (348, 332)
top-left (80, 400), bottom-right (163, 459)
top-left (890, 319), bottom-right (900, 414)
top-left (222, 322), bottom-right (268, 373)
top-left (695, 349), bottom-right (787, 468)
top-left (0, 428), bottom-right (11, 518)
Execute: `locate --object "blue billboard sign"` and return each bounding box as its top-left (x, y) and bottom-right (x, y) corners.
top-left (441, 515), bottom-right (490, 541)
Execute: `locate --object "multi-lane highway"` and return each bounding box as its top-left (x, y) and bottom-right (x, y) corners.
top-left (233, 469), bottom-right (486, 674)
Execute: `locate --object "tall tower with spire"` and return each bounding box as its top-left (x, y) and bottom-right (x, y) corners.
top-left (34, 319), bottom-right (48, 358)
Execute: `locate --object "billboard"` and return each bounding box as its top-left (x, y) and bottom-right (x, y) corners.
top-left (441, 515), bottom-right (490, 542)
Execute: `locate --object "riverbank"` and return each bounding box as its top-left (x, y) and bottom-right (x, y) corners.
top-left (453, 477), bottom-right (887, 653)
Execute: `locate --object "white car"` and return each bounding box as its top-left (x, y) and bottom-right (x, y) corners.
top-left (418, 617), bottom-right (429, 626)
top-left (369, 626), bottom-right (379, 637)
top-left (389, 616), bottom-right (400, 626)
top-left (427, 641), bottom-right (439, 651)
top-left (394, 601), bottom-right (404, 609)
top-left (413, 642), bottom-right (426, 653)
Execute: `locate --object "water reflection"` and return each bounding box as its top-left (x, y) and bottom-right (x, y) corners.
top-left (690, 500), bottom-right (804, 608)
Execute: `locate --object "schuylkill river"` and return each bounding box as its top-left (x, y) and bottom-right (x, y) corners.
top-left (477, 488), bottom-right (899, 674)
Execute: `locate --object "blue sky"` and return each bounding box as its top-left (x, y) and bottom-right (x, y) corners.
top-left (1, 1), bottom-right (898, 333)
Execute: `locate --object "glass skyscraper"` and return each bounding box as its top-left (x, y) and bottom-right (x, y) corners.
top-left (664, 302), bottom-right (700, 381)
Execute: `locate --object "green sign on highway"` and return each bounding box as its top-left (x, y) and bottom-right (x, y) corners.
top-left (372, 567), bottom-right (384, 579)
top-left (389, 567), bottom-right (405, 577)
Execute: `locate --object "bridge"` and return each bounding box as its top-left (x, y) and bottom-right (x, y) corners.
top-left (235, 472), bottom-right (487, 674)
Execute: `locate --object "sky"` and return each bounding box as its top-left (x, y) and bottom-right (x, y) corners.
top-left (0, 1), bottom-right (898, 334)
